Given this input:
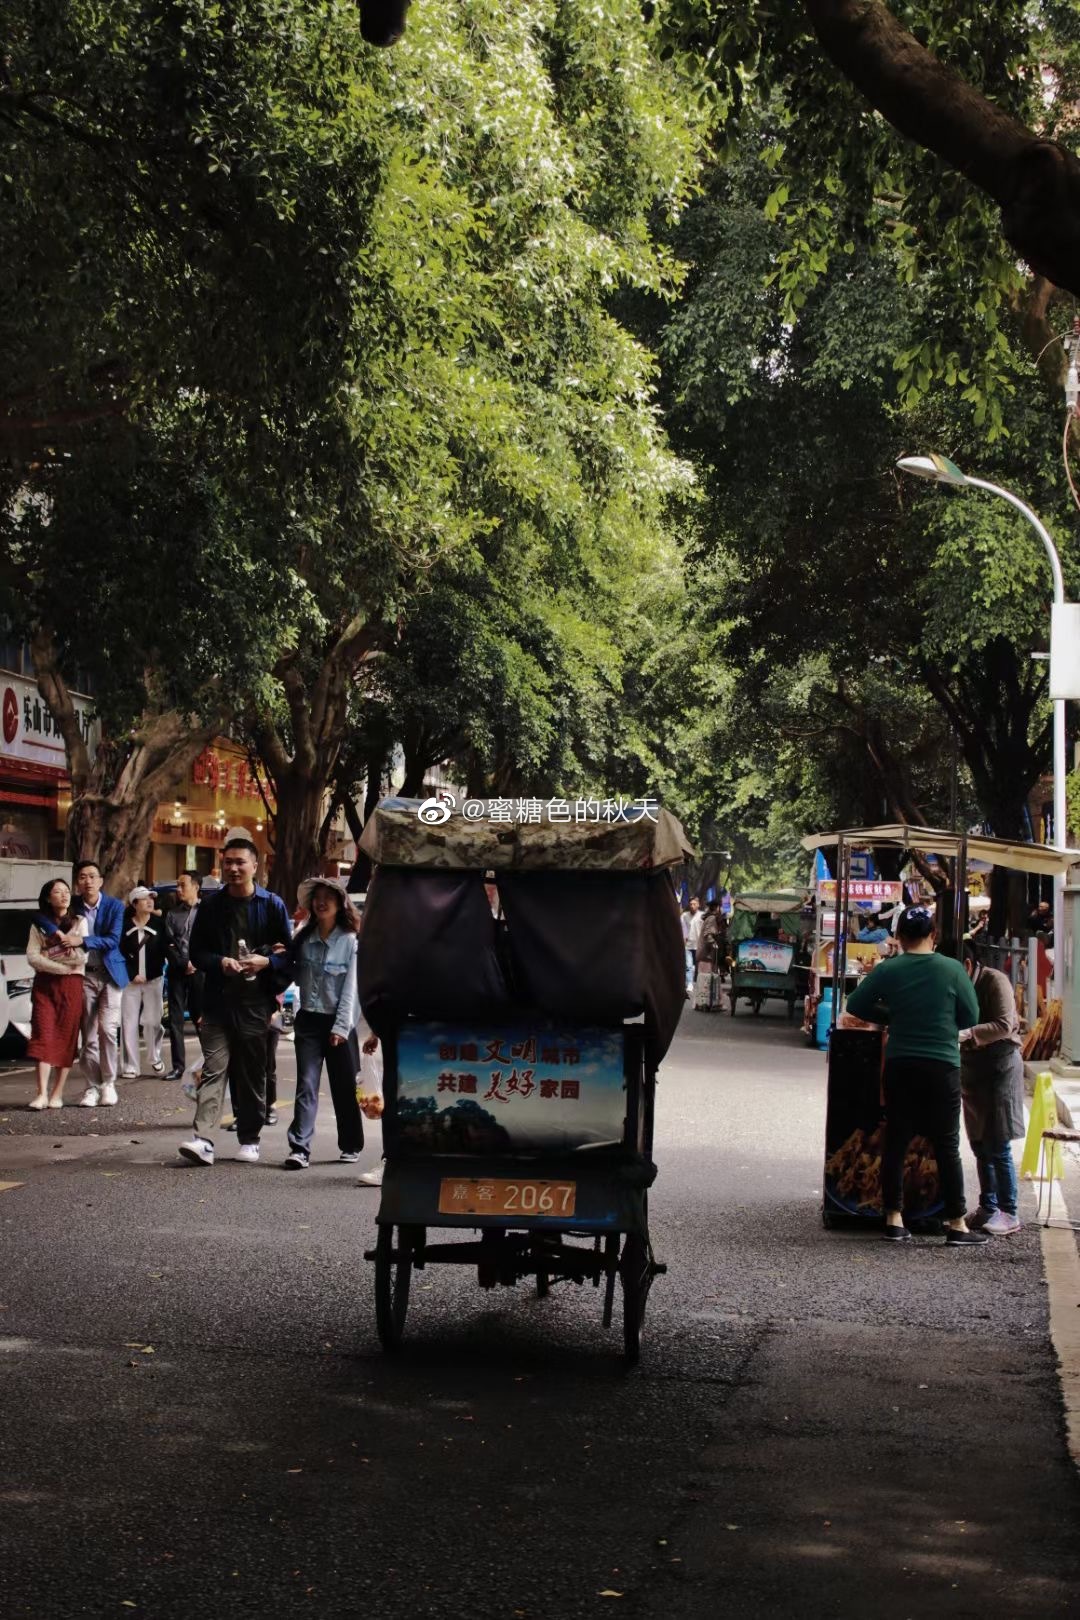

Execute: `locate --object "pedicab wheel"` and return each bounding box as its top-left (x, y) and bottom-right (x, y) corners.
top-left (821, 1205), bottom-right (838, 1230)
top-left (729, 992), bottom-right (736, 1017)
top-left (374, 1224), bottom-right (412, 1351)
top-left (535, 1271), bottom-right (550, 1299)
top-left (620, 1231), bottom-right (651, 1366)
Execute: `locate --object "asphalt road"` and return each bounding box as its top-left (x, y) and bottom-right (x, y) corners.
top-left (0, 1006), bottom-right (1078, 1619)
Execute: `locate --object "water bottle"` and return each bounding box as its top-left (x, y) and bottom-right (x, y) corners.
top-left (238, 939), bottom-right (256, 982)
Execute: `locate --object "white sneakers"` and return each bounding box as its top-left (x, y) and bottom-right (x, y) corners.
top-left (178, 1137), bottom-right (260, 1166)
top-left (178, 1137), bottom-right (215, 1166)
top-left (357, 1165), bottom-right (384, 1187)
top-left (78, 1082), bottom-right (118, 1107)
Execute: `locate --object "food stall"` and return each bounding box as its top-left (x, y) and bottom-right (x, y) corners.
top-left (803, 875), bottom-right (906, 1047)
top-left (802, 823), bottom-right (1080, 1228)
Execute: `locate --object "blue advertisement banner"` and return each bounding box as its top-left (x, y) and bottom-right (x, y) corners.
top-left (395, 1021), bottom-right (626, 1154)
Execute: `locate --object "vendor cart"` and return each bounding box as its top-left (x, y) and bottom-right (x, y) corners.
top-left (356, 797), bottom-right (690, 1363)
top-left (803, 823), bottom-right (1080, 1227)
top-left (728, 891), bottom-right (808, 1019)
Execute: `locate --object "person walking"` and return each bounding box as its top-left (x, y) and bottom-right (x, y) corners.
top-left (845, 904), bottom-right (988, 1246)
top-left (25, 879), bottom-right (87, 1109)
top-left (119, 886), bottom-right (167, 1078)
top-left (681, 896), bottom-right (701, 993)
top-left (61, 861), bottom-right (129, 1108)
top-left (164, 870), bottom-right (203, 1080)
top-left (178, 829), bottom-right (292, 1166)
top-left (283, 878), bottom-right (363, 1170)
top-left (960, 944), bottom-right (1025, 1236)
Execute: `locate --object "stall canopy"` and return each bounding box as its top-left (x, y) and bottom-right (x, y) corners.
top-left (801, 824), bottom-right (1080, 878)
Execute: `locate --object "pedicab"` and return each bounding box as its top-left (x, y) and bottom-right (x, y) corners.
top-left (727, 891), bottom-right (808, 1019)
top-left (356, 797), bottom-right (690, 1364)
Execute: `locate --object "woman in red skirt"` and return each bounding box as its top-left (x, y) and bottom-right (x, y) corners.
top-left (26, 879), bottom-right (87, 1109)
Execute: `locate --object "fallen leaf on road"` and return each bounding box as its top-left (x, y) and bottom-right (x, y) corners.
top-left (725, 1524), bottom-right (739, 1531)
top-left (101, 1172), bottom-right (123, 1178)
top-left (598, 1592), bottom-right (624, 1599)
top-left (287, 1468), bottom-right (303, 1474)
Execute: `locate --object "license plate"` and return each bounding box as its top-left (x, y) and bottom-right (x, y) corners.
top-left (438, 1177), bottom-right (576, 1217)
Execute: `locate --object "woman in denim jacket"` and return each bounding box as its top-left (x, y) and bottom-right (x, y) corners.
top-left (283, 878), bottom-right (363, 1169)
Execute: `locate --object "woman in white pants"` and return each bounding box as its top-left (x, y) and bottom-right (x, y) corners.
top-left (119, 886), bottom-right (167, 1078)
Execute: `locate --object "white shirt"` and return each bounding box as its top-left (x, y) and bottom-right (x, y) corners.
top-left (688, 911), bottom-right (704, 948)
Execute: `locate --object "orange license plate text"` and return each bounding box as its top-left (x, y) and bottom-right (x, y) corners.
top-left (437, 1177), bottom-right (576, 1217)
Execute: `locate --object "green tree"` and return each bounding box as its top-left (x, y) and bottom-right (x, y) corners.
top-left (2, 0), bottom-right (704, 895)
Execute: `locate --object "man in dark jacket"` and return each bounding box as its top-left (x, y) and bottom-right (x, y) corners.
top-left (164, 870), bottom-right (203, 1079)
top-left (178, 830), bottom-right (291, 1166)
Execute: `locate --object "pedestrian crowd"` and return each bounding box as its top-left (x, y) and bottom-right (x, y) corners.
top-left (23, 828), bottom-right (383, 1179)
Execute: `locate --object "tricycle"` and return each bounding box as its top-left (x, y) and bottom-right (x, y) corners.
top-left (727, 890), bottom-right (808, 1019)
top-left (356, 796), bottom-right (690, 1364)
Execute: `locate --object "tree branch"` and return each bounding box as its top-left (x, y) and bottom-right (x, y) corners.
top-left (803, 0), bottom-right (1080, 294)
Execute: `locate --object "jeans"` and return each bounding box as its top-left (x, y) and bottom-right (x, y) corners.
top-left (882, 1058), bottom-right (966, 1220)
top-left (80, 974), bottom-right (123, 1090)
top-left (971, 1141), bottom-right (1019, 1216)
top-left (167, 969), bottom-right (203, 1070)
top-left (685, 947), bottom-right (696, 990)
top-left (193, 1001), bottom-right (271, 1145)
top-left (288, 1012), bottom-right (362, 1159)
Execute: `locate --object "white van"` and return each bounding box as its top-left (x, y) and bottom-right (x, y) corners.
top-left (0, 860), bottom-right (71, 1042)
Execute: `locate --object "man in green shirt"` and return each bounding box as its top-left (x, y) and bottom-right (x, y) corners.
top-left (845, 904), bottom-right (988, 1246)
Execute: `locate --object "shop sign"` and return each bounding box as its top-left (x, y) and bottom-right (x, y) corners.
top-left (816, 879), bottom-right (903, 905)
top-left (191, 746), bottom-right (272, 806)
top-left (152, 816), bottom-right (237, 846)
top-left (0, 673), bottom-right (98, 776)
top-left (395, 1021), bottom-right (626, 1154)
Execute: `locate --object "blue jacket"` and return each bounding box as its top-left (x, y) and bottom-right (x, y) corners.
top-left (190, 883), bottom-right (293, 1013)
top-left (71, 893), bottom-right (129, 989)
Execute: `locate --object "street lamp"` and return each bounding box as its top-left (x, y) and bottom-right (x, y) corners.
top-left (897, 453), bottom-right (1080, 992)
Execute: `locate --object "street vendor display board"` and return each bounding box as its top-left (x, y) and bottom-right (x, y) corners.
top-left (395, 1020), bottom-right (626, 1154)
top-left (823, 1028), bottom-right (943, 1221)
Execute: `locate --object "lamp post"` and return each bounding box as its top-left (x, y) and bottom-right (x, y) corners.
top-left (896, 454), bottom-right (1076, 993)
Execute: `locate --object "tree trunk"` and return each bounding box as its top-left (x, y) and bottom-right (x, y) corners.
top-left (60, 724), bottom-right (219, 895)
top-left (31, 628), bottom-right (221, 894)
top-left (803, 0), bottom-right (1080, 296)
top-left (266, 767), bottom-right (327, 906)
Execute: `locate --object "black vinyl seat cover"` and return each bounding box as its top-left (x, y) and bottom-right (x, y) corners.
top-left (358, 865), bottom-right (685, 1066)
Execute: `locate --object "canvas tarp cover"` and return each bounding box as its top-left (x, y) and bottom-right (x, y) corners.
top-left (358, 798), bottom-right (693, 871)
top-left (358, 868), bottom-right (686, 1065)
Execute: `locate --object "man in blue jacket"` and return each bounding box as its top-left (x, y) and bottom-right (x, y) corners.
top-left (63, 860), bottom-right (129, 1107)
top-left (178, 828), bottom-right (292, 1166)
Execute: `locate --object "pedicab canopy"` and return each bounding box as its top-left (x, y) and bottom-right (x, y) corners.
top-left (729, 890), bottom-right (807, 944)
top-left (357, 798), bottom-right (693, 1065)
